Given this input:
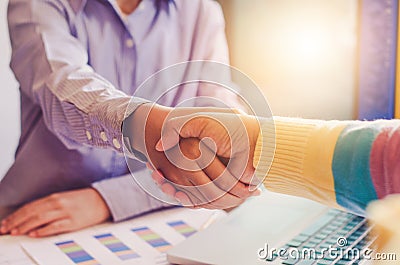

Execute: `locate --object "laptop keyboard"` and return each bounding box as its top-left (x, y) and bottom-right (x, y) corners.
top-left (268, 209), bottom-right (375, 264)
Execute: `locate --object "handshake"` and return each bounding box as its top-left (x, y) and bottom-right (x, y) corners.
top-left (123, 103), bottom-right (270, 210)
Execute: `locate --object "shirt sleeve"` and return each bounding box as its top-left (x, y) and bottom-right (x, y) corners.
top-left (253, 117), bottom-right (400, 215)
top-left (92, 174), bottom-right (172, 222)
top-left (7, 0), bottom-right (148, 153)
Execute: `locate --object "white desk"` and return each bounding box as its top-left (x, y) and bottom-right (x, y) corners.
top-left (0, 208), bottom-right (223, 265)
top-left (0, 235), bottom-right (36, 264)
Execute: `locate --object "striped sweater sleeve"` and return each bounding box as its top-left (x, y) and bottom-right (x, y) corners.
top-left (253, 117), bottom-right (400, 215)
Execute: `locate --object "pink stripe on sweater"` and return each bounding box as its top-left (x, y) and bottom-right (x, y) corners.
top-left (370, 126), bottom-right (400, 199)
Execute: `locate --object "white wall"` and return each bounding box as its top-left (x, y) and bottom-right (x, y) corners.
top-left (0, 0), bottom-right (20, 178)
top-left (222, 0), bottom-right (358, 120)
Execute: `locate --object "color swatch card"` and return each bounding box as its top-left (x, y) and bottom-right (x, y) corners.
top-left (55, 240), bottom-right (100, 265)
top-left (131, 226), bottom-right (172, 253)
top-left (167, 220), bottom-right (197, 238)
top-left (21, 207), bottom-right (224, 265)
top-left (94, 233), bottom-right (140, 261)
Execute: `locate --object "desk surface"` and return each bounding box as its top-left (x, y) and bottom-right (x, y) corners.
top-left (0, 207), bottom-right (223, 265)
top-left (0, 235), bottom-right (36, 264)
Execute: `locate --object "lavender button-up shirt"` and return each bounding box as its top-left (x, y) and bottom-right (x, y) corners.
top-left (3, 0), bottom-right (233, 221)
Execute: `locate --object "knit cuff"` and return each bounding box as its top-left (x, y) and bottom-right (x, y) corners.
top-left (253, 117), bottom-right (345, 207)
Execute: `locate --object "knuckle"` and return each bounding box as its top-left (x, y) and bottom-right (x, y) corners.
top-left (169, 175), bottom-right (183, 185)
top-left (49, 193), bottom-right (60, 200)
top-left (49, 193), bottom-right (60, 202)
top-left (49, 194), bottom-right (64, 208)
top-left (179, 138), bottom-right (201, 159)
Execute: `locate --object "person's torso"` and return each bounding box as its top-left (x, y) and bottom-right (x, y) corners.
top-left (1, 0), bottom-right (216, 206)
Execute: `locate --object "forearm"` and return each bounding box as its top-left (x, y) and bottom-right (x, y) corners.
top-left (92, 174), bottom-right (171, 222)
top-left (36, 70), bottom-right (147, 152)
top-left (8, 0), bottom-right (148, 153)
top-left (254, 117), bottom-right (400, 215)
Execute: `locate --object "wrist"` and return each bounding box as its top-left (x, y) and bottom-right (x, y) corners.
top-left (89, 188), bottom-right (111, 222)
top-left (243, 115), bottom-right (261, 149)
top-left (252, 117), bottom-right (275, 177)
top-left (236, 114), bottom-right (260, 158)
top-left (123, 103), bottom-right (171, 157)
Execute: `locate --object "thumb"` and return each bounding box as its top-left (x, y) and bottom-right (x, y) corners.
top-left (155, 128), bottom-right (180, 152)
top-left (155, 115), bottom-right (193, 151)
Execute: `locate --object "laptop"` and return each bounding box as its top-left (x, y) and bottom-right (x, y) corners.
top-left (167, 190), bottom-right (374, 265)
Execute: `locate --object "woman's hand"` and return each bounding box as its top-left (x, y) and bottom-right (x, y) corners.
top-left (0, 188), bottom-right (110, 237)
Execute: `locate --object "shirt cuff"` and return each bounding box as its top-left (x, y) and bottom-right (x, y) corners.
top-left (92, 173), bottom-right (171, 222)
top-left (87, 97), bottom-right (149, 153)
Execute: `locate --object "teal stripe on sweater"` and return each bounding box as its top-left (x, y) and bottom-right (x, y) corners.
top-left (332, 124), bottom-right (379, 215)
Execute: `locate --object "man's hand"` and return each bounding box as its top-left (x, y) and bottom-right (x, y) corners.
top-left (0, 188), bottom-right (110, 237)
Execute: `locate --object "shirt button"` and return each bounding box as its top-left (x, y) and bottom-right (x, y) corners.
top-left (125, 39), bottom-right (134, 48)
top-left (113, 138), bottom-right (121, 149)
top-left (100, 131), bottom-right (108, 142)
top-left (86, 131), bottom-right (92, 141)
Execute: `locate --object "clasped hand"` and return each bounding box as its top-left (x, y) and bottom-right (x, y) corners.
top-left (128, 104), bottom-right (262, 210)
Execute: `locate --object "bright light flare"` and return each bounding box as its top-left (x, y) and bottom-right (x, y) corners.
top-left (280, 26), bottom-right (332, 67)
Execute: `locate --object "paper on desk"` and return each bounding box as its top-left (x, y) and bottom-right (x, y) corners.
top-left (0, 236), bottom-right (36, 265)
top-left (22, 207), bottom-right (224, 265)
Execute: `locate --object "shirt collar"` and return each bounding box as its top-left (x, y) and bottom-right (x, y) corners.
top-left (69, 0), bottom-right (87, 14)
top-left (69, 0), bottom-right (174, 14)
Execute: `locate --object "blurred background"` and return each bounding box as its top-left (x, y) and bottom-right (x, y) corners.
top-left (0, 0), bottom-right (19, 179)
top-left (218, 0), bottom-right (358, 120)
top-left (0, 0), bottom-right (358, 176)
